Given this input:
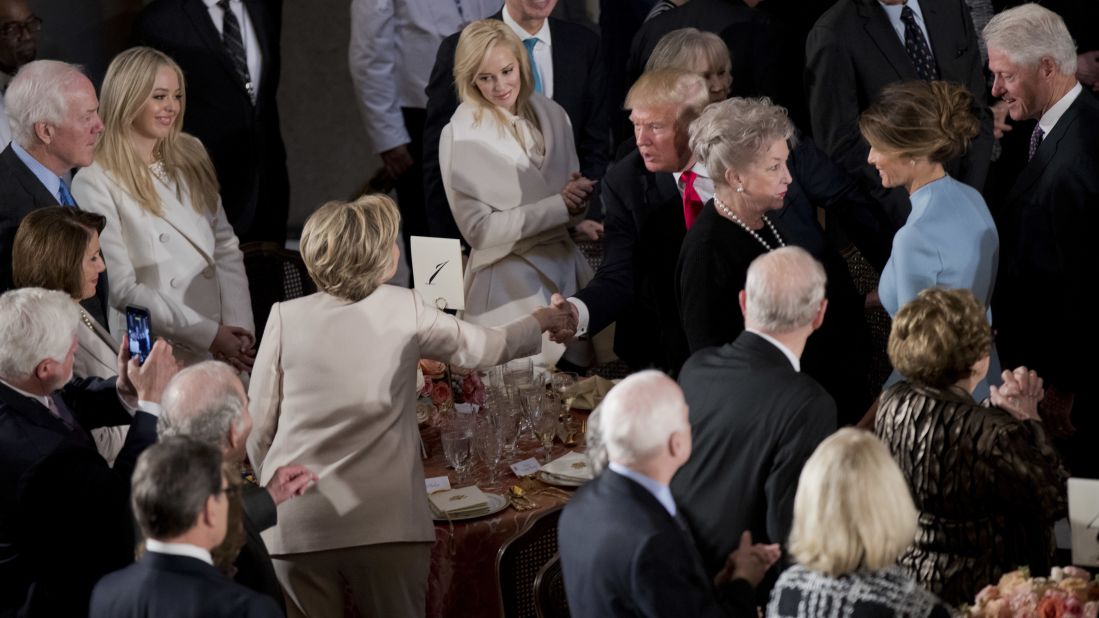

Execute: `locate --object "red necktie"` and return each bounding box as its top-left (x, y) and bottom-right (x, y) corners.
top-left (681, 170), bottom-right (704, 229)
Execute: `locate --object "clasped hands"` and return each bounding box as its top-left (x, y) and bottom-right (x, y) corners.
top-left (211, 325), bottom-right (256, 372)
top-left (561, 172), bottom-right (595, 217)
top-left (714, 530), bottom-right (781, 588)
top-left (532, 293), bottom-right (579, 342)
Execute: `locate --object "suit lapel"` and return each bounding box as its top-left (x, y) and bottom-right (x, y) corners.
top-left (648, 171), bottom-right (686, 234)
top-left (1007, 94), bottom-right (1086, 204)
top-left (857, 0), bottom-right (919, 81)
top-left (0, 382), bottom-right (74, 438)
top-left (1, 146), bottom-right (60, 208)
top-left (182, 0), bottom-right (251, 101)
top-left (153, 180), bottom-right (216, 266)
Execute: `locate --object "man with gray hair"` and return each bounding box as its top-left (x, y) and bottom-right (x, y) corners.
top-left (0, 287), bottom-right (178, 615)
top-left (160, 361), bottom-right (316, 611)
top-left (982, 3), bottom-right (1099, 478)
top-left (559, 370), bottom-right (779, 617)
top-left (671, 246), bottom-right (837, 599)
top-left (89, 437), bottom-right (282, 617)
top-left (0, 59), bottom-right (107, 323)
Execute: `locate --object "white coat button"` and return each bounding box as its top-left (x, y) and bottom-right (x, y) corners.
top-left (169, 278), bottom-right (179, 288)
top-left (159, 233), bottom-right (169, 243)
top-left (202, 267), bottom-right (214, 279)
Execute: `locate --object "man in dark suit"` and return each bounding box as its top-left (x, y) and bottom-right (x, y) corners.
top-left (558, 370), bottom-right (779, 618)
top-left (132, 0), bottom-right (289, 244)
top-left (672, 247), bottom-right (837, 593)
top-left (160, 361), bottom-right (317, 611)
top-left (805, 0), bottom-right (992, 225)
top-left (90, 437), bottom-right (283, 617)
top-left (0, 288), bottom-right (178, 616)
top-left (982, 4), bottom-right (1099, 478)
top-left (422, 0), bottom-right (609, 241)
top-left (0, 59), bottom-right (109, 325)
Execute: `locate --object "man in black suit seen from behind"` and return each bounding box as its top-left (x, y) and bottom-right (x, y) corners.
top-left (90, 437), bottom-right (283, 618)
top-left (132, 0), bottom-right (289, 244)
top-left (0, 288), bottom-right (179, 616)
top-left (982, 4), bottom-right (1099, 478)
top-left (672, 247), bottom-right (837, 596)
top-left (159, 361), bottom-right (318, 612)
top-left (423, 0), bottom-right (609, 241)
top-left (558, 370), bottom-right (780, 618)
top-left (0, 59), bottom-right (109, 324)
top-left (552, 69), bottom-right (710, 375)
top-left (805, 0), bottom-right (992, 226)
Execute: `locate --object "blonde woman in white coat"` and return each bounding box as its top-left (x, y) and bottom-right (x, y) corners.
top-left (72, 47), bottom-right (254, 368)
top-left (441, 19), bottom-right (594, 370)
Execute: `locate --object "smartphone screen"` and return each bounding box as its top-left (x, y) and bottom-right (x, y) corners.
top-left (126, 305), bottom-right (152, 365)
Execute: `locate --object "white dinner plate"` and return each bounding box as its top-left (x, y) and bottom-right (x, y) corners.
top-left (537, 471), bottom-right (587, 488)
top-left (430, 492), bottom-right (509, 522)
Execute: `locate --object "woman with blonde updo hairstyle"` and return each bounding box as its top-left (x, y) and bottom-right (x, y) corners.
top-left (440, 19), bottom-right (594, 370)
top-left (245, 194), bottom-right (570, 617)
top-left (874, 288), bottom-right (1067, 606)
top-left (859, 80), bottom-right (1001, 399)
top-left (72, 46), bottom-right (254, 368)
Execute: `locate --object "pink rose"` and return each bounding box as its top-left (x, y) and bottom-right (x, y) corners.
top-left (1038, 593), bottom-right (1068, 618)
top-left (431, 381), bottom-right (452, 406)
top-left (420, 376), bottom-right (433, 398)
top-left (462, 373), bottom-right (485, 405)
top-left (1082, 602), bottom-right (1098, 618)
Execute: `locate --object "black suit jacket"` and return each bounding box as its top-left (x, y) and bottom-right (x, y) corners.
top-left (559, 469), bottom-right (756, 618)
top-left (805, 0), bottom-right (992, 225)
top-left (422, 12), bottom-right (609, 239)
top-left (992, 90), bottom-right (1099, 476)
top-left (90, 551), bottom-right (283, 618)
top-left (672, 332), bottom-right (836, 581)
top-left (132, 0), bottom-right (289, 243)
top-left (236, 484), bottom-right (284, 613)
top-left (0, 378), bottom-right (158, 616)
top-left (573, 149), bottom-right (688, 374)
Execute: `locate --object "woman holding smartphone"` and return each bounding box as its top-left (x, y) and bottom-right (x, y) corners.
top-left (72, 47), bottom-right (254, 368)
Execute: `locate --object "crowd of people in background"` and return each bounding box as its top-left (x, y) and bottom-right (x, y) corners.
top-left (0, 0), bottom-right (1096, 615)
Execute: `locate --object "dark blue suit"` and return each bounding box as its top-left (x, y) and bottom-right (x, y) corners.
top-left (558, 469), bottom-right (755, 618)
top-left (90, 551), bottom-right (283, 617)
top-left (0, 377), bottom-right (157, 616)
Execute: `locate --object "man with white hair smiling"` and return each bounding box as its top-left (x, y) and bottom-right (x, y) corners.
top-left (671, 246), bottom-right (837, 599)
top-left (982, 3), bottom-right (1099, 478)
top-left (558, 370), bottom-right (779, 617)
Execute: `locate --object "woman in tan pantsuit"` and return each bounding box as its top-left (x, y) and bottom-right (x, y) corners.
top-left (246, 195), bottom-right (572, 617)
top-left (11, 207), bottom-right (127, 465)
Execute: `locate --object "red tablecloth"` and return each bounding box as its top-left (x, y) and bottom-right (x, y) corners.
top-left (421, 418), bottom-right (585, 618)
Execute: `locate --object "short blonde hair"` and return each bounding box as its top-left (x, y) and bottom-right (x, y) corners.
top-left (299, 194), bottom-right (400, 302)
top-left (688, 97), bottom-right (794, 187)
top-left (453, 20), bottom-right (537, 130)
top-left (624, 68), bottom-right (710, 128)
top-left (888, 287), bottom-right (992, 389)
top-left (645, 27), bottom-right (731, 79)
top-left (859, 81), bottom-right (979, 164)
top-left (788, 428), bottom-right (917, 577)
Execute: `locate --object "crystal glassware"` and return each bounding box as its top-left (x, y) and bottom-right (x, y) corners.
top-left (441, 427), bottom-right (473, 484)
top-left (474, 421), bottom-right (504, 484)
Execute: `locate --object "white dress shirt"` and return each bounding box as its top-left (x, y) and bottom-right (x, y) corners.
top-left (203, 0), bottom-right (263, 95)
top-left (1038, 82), bottom-right (1083, 138)
top-left (349, 0), bottom-right (499, 153)
top-left (608, 462), bottom-right (677, 517)
top-left (879, 0), bottom-right (934, 62)
top-left (503, 7), bottom-right (554, 100)
top-left (145, 539), bottom-right (214, 566)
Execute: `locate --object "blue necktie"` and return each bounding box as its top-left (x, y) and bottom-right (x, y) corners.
top-left (58, 179), bottom-right (76, 207)
top-left (523, 38), bottom-right (544, 95)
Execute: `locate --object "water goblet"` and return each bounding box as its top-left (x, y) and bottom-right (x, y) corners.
top-left (441, 427), bottom-right (473, 484)
top-left (551, 372), bottom-right (579, 410)
top-left (534, 411), bottom-right (557, 463)
top-left (474, 422), bottom-right (504, 484)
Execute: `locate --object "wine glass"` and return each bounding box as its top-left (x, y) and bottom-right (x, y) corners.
top-left (505, 357), bottom-right (533, 389)
top-left (441, 427), bottom-right (473, 484)
top-left (551, 372), bottom-right (579, 410)
top-left (497, 409), bottom-right (521, 457)
top-left (533, 409), bottom-right (557, 463)
top-left (474, 421), bottom-right (504, 484)
top-left (520, 387), bottom-right (544, 439)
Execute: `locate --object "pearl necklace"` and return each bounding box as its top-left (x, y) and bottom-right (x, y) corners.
top-left (714, 196), bottom-right (785, 251)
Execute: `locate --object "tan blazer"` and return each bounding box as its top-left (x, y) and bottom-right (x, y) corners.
top-left (246, 286), bottom-right (540, 555)
top-left (72, 152), bottom-right (254, 365)
top-left (74, 307), bottom-right (118, 379)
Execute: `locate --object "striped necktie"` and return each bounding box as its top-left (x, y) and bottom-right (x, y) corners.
top-left (218, 0), bottom-right (256, 103)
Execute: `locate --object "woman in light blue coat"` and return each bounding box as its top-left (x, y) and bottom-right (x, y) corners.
top-left (860, 80), bottom-right (1001, 399)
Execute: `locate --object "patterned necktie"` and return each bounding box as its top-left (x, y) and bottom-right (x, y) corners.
top-left (522, 38), bottom-right (544, 95)
top-left (680, 170), bottom-right (704, 229)
top-left (46, 394), bottom-right (74, 430)
top-left (900, 6), bottom-right (939, 81)
top-left (1028, 125), bottom-right (1045, 161)
top-left (218, 0), bottom-right (255, 103)
top-left (57, 179), bottom-right (76, 207)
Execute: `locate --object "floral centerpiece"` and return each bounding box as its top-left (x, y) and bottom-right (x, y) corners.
top-left (967, 566), bottom-right (1099, 617)
top-left (416, 360), bottom-right (486, 423)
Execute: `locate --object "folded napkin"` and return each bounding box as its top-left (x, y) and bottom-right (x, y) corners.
top-left (541, 451), bottom-right (594, 482)
top-left (428, 486), bottom-right (490, 517)
top-left (564, 375), bottom-right (618, 410)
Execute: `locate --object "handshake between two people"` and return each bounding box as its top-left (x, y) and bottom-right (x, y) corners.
top-left (530, 293), bottom-right (580, 343)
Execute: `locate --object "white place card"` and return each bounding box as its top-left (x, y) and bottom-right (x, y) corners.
top-left (411, 236), bottom-right (465, 311)
top-left (425, 476), bottom-right (452, 494)
top-left (510, 457), bottom-right (542, 478)
top-left (1068, 478), bottom-right (1099, 566)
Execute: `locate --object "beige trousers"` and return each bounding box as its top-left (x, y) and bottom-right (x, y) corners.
top-left (271, 541), bottom-right (433, 618)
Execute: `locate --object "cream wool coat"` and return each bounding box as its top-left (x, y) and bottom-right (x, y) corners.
top-left (246, 286), bottom-right (541, 555)
top-left (440, 94), bottom-right (592, 368)
top-left (72, 156), bottom-right (254, 365)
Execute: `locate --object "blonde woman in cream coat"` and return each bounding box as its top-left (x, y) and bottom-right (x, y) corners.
top-left (441, 19), bottom-right (594, 369)
top-left (72, 47), bottom-right (253, 368)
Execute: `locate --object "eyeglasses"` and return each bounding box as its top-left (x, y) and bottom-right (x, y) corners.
top-left (0, 15), bottom-right (42, 40)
